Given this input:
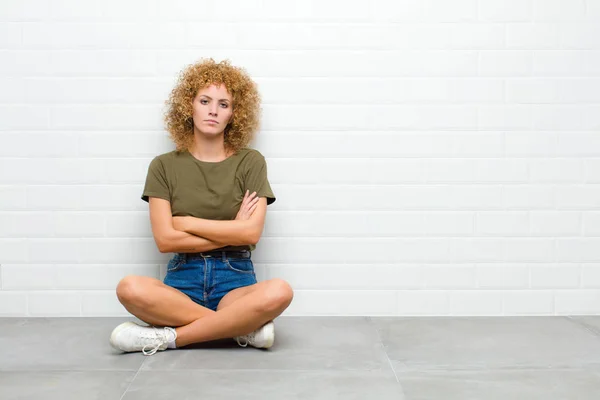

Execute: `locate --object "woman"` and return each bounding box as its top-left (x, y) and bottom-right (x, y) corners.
top-left (109, 58), bottom-right (294, 356)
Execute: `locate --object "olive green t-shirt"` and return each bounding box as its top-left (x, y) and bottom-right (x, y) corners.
top-left (141, 147), bottom-right (276, 253)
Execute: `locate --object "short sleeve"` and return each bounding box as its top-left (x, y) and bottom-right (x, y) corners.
top-left (141, 157), bottom-right (171, 203)
top-left (244, 151), bottom-right (276, 206)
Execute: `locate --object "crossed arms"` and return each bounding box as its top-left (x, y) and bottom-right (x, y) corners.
top-left (149, 197), bottom-right (268, 253)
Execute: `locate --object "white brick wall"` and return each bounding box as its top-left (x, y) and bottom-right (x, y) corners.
top-left (1, 0), bottom-right (599, 316)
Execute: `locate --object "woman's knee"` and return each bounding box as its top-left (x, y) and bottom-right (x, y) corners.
top-left (116, 275), bottom-right (155, 308)
top-left (262, 278), bottom-right (294, 312)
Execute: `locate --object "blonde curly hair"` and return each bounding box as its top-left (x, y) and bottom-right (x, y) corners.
top-left (164, 58), bottom-right (261, 154)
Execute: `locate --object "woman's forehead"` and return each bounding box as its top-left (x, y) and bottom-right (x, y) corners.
top-left (196, 83), bottom-right (232, 100)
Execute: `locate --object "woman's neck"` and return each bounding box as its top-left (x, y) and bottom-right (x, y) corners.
top-left (188, 135), bottom-right (231, 162)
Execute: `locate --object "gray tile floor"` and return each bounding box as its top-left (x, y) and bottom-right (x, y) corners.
top-left (1, 316), bottom-right (600, 399)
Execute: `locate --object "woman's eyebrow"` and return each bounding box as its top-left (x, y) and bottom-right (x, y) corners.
top-left (200, 95), bottom-right (230, 102)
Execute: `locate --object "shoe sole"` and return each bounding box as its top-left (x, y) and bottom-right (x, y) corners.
top-left (109, 321), bottom-right (137, 351)
top-left (263, 322), bottom-right (275, 349)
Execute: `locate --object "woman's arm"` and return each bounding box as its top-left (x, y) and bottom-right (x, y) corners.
top-left (149, 197), bottom-right (227, 253)
top-left (174, 197), bottom-right (267, 246)
top-left (174, 217), bottom-right (255, 246)
top-left (160, 229), bottom-right (227, 253)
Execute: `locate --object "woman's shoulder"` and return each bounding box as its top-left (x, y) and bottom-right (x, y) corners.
top-left (236, 147), bottom-right (265, 160)
top-left (236, 148), bottom-right (268, 170)
top-left (151, 148), bottom-right (264, 166)
top-left (152, 149), bottom-right (185, 163)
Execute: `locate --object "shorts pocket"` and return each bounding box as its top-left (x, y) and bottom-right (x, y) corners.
top-left (167, 257), bottom-right (184, 272)
top-left (225, 258), bottom-right (254, 274)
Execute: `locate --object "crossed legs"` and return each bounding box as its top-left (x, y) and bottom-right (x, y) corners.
top-left (115, 275), bottom-right (294, 347)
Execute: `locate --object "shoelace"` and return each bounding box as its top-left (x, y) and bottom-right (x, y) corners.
top-left (235, 330), bottom-right (257, 347)
top-left (141, 326), bottom-right (171, 356)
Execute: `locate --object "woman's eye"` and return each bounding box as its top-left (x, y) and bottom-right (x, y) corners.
top-left (199, 99), bottom-right (227, 108)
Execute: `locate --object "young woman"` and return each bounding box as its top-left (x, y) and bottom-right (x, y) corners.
top-left (109, 59), bottom-right (294, 356)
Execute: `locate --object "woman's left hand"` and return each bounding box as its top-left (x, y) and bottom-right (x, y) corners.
top-left (172, 216), bottom-right (189, 232)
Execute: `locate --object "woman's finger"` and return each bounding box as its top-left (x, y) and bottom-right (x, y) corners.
top-left (245, 196), bottom-right (252, 207)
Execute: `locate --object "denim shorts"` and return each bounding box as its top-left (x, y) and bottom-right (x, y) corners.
top-left (163, 251), bottom-right (257, 311)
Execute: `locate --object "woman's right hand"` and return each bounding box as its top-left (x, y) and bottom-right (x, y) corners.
top-left (235, 190), bottom-right (259, 220)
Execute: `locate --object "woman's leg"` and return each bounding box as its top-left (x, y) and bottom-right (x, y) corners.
top-left (173, 278), bottom-right (293, 347)
top-left (116, 275), bottom-right (215, 327)
top-left (116, 275), bottom-right (293, 346)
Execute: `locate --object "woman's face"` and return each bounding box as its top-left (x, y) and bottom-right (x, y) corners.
top-left (191, 84), bottom-right (234, 136)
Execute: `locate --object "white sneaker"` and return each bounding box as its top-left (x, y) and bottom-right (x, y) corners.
top-left (235, 321), bottom-right (275, 349)
top-left (109, 321), bottom-right (177, 356)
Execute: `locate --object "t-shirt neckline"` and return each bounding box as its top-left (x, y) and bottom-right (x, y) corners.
top-left (184, 149), bottom-right (237, 165)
